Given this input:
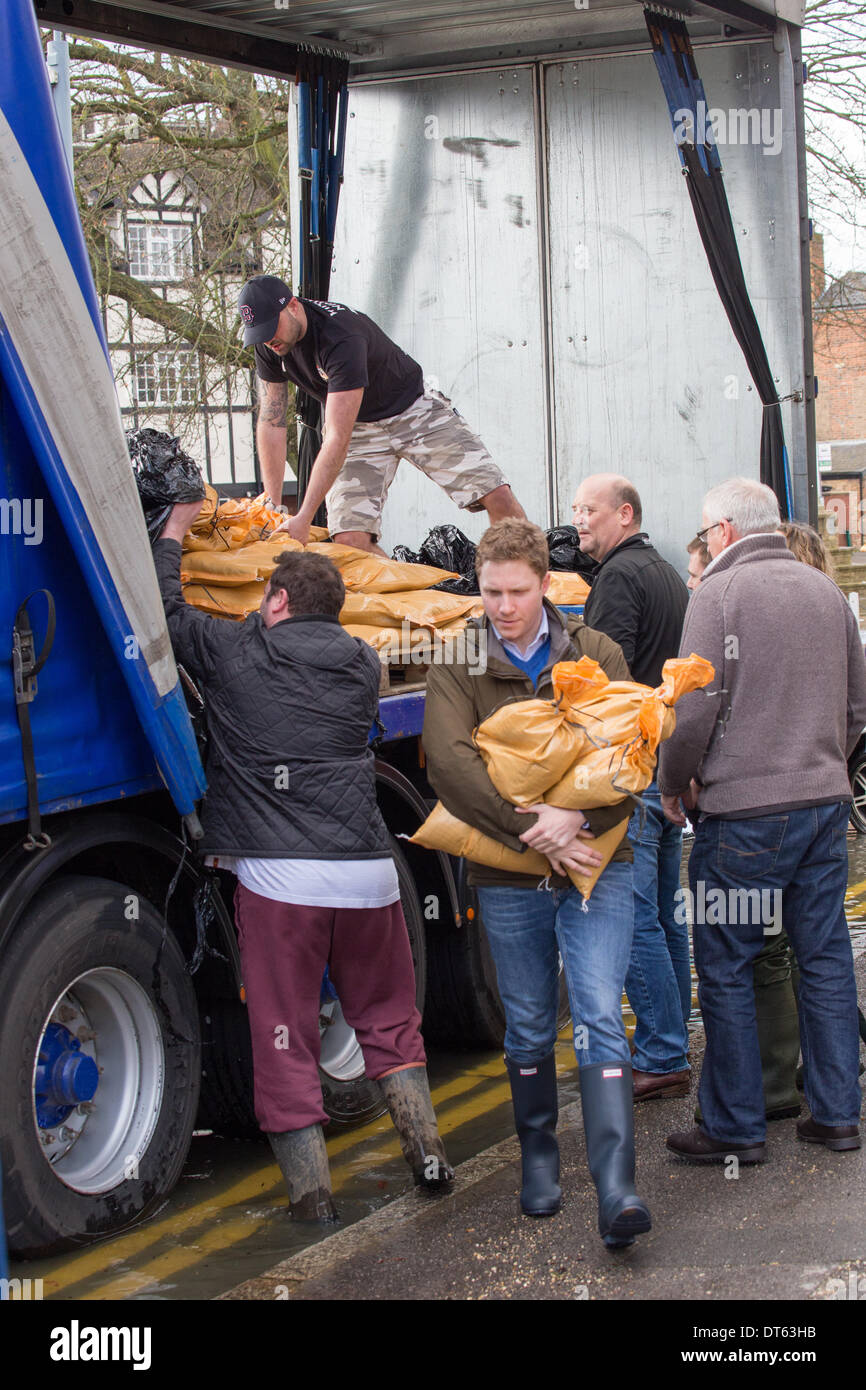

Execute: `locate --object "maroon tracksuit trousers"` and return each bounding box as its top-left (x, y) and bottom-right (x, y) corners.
top-left (234, 883), bottom-right (426, 1132)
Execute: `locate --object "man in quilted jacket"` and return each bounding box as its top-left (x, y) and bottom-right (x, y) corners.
top-left (154, 500), bottom-right (452, 1221)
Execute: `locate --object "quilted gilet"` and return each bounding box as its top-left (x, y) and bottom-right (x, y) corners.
top-left (154, 539), bottom-right (390, 859)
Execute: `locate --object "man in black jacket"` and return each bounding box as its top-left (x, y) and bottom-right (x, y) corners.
top-left (573, 475), bottom-right (691, 1101)
top-left (154, 500), bottom-right (451, 1220)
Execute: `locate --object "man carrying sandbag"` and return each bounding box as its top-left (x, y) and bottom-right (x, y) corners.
top-left (155, 501), bottom-right (452, 1220)
top-left (573, 474), bottom-right (691, 1102)
top-left (423, 518), bottom-right (652, 1249)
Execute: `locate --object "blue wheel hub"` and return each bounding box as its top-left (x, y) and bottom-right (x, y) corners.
top-left (35, 1022), bottom-right (99, 1128)
top-left (320, 965), bottom-right (338, 1003)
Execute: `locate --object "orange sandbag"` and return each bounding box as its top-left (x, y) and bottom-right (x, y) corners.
top-left (545, 572), bottom-right (591, 606)
top-left (545, 737), bottom-right (658, 809)
top-left (181, 582), bottom-right (262, 619)
top-left (472, 660), bottom-right (610, 807)
top-left (477, 654), bottom-right (714, 811)
top-left (340, 589), bottom-right (479, 630)
top-left (307, 543), bottom-right (457, 594)
top-left (180, 538), bottom-right (302, 587)
top-left (409, 801), bottom-right (629, 902)
top-left (342, 623), bottom-right (432, 654)
top-left (474, 702), bottom-right (586, 807)
top-left (188, 491), bottom-right (328, 550)
top-left (544, 654), bottom-right (715, 808)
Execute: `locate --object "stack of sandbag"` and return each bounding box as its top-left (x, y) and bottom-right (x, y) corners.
top-left (177, 491), bottom-right (478, 639)
top-left (176, 492), bottom-right (590, 643)
top-left (411, 653), bottom-right (714, 901)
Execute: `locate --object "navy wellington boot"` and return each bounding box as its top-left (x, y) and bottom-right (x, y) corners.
top-left (505, 1052), bottom-right (562, 1217)
top-left (580, 1061), bottom-right (652, 1249)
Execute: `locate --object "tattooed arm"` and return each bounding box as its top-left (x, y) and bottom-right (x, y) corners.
top-left (256, 378), bottom-right (289, 506)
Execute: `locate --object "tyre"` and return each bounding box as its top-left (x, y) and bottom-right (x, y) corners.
top-left (424, 870), bottom-right (570, 1049)
top-left (0, 875), bottom-right (200, 1257)
top-left (850, 746), bottom-right (866, 834)
top-left (199, 835), bottom-right (427, 1132)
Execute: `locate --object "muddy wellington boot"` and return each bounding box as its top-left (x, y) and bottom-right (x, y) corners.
top-left (377, 1067), bottom-right (454, 1188)
top-left (695, 934), bottom-right (801, 1125)
top-left (579, 1061), bottom-right (652, 1249)
top-left (268, 1123), bottom-right (339, 1222)
top-left (754, 934), bottom-right (802, 1120)
top-left (505, 1052), bottom-right (561, 1217)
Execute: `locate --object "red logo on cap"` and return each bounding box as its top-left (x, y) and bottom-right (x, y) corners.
top-left (240, 305), bottom-right (254, 324)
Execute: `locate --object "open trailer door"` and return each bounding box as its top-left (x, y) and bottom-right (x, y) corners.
top-left (0, 0), bottom-right (205, 829)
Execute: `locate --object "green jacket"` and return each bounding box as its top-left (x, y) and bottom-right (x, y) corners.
top-left (422, 599), bottom-right (635, 888)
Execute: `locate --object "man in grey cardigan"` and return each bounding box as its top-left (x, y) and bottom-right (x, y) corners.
top-left (658, 478), bottom-right (866, 1163)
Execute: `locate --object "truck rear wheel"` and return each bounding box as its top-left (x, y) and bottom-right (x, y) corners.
top-left (0, 875), bottom-right (200, 1257)
top-left (423, 879), bottom-right (570, 1049)
top-left (199, 835), bottom-right (426, 1133)
top-left (850, 746), bottom-right (866, 834)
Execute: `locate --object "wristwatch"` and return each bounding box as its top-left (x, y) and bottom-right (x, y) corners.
top-left (265, 497), bottom-right (290, 515)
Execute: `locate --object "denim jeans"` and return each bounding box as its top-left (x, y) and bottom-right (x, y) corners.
top-left (689, 801), bottom-right (861, 1144)
top-left (477, 861), bottom-right (634, 1068)
top-left (625, 783), bottom-right (690, 1074)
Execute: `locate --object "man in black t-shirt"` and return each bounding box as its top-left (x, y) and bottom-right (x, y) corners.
top-left (238, 275), bottom-right (525, 555)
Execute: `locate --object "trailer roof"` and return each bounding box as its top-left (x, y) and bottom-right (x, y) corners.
top-left (32, 0), bottom-right (803, 78)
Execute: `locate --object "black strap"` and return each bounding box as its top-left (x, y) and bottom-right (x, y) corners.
top-left (12, 590), bottom-right (56, 850)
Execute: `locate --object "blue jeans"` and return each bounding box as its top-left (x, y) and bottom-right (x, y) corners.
top-left (625, 784), bottom-right (690, 1074)
top-left (690, 802), bottom-right (861, 1144)
top-left (477, 861), bottom-right (634, 1068)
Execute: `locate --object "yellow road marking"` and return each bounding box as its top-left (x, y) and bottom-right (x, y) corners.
top-left (42, 1058), bottom-right (507, 1297)
top-left (847, 879), bottom-right (866, 897)
top-left (80, 1070), bottom-right (525, 1300)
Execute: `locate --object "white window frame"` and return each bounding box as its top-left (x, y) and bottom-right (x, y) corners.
top-left (133, 349), bottom-right (198, 407)
top-left (127, 221), bottom-right (194, 282)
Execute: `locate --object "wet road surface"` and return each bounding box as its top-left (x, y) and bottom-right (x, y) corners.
top-left (11, 828), bottom-right (866, 1301)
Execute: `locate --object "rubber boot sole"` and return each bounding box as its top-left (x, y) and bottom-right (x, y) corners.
top-left (602, 1201), bottom-right (652, 1249)
top-left (521, 1194), bottom-right (561, 1218)
top-left (634, 1080), bottom-right (690, 1102)
top-left (797, 1131), bottom-right (861, 1152)
top-left (666, 1140), bottom-right (767, 1164)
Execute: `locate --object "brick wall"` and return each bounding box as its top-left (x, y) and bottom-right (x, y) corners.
top-left (812, 234), bottom-right (866, 442)
top-left (814, 316), bottom-right (866, 441)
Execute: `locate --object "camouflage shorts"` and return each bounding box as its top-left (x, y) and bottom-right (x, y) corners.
top-left (326, 388), bottom-right (507, 539)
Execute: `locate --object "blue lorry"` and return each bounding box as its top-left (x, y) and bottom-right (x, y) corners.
top-left (0, 0), bottom-right (520, 1258)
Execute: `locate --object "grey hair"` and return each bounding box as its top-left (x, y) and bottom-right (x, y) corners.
top-left (702, 477), bottom-right (780, 536)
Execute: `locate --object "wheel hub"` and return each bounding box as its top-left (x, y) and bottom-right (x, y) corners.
top-left (31, 968), bottom-right (165, 1193)
top-left (35, 1022), bottom-right (99, 1127)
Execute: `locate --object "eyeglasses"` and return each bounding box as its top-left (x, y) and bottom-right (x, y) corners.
top-left (696, 519), bottom-right (730, 543)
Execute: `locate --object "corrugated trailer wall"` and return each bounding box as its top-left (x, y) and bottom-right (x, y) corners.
top-left (323, 30), bottom-right (808, 569)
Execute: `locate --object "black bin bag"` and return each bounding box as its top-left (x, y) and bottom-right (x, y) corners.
top-left (545, 525), bottom-right (597, 580)
top-left (127, 427), bottom-right (207, 542)
top-left (393, 524), bottom-right (480, 595)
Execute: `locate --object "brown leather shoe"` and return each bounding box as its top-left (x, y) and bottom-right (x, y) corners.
top-left (666, 1126), bottom-right (767, 1164)
top-left (797, 1116), bottom-right (861, 1152)
top-left (632, 1068), bottom-right (690, 1101)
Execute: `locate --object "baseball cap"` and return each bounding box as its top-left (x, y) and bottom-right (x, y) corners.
top-left (238, 275), bottom-right (293, 347)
